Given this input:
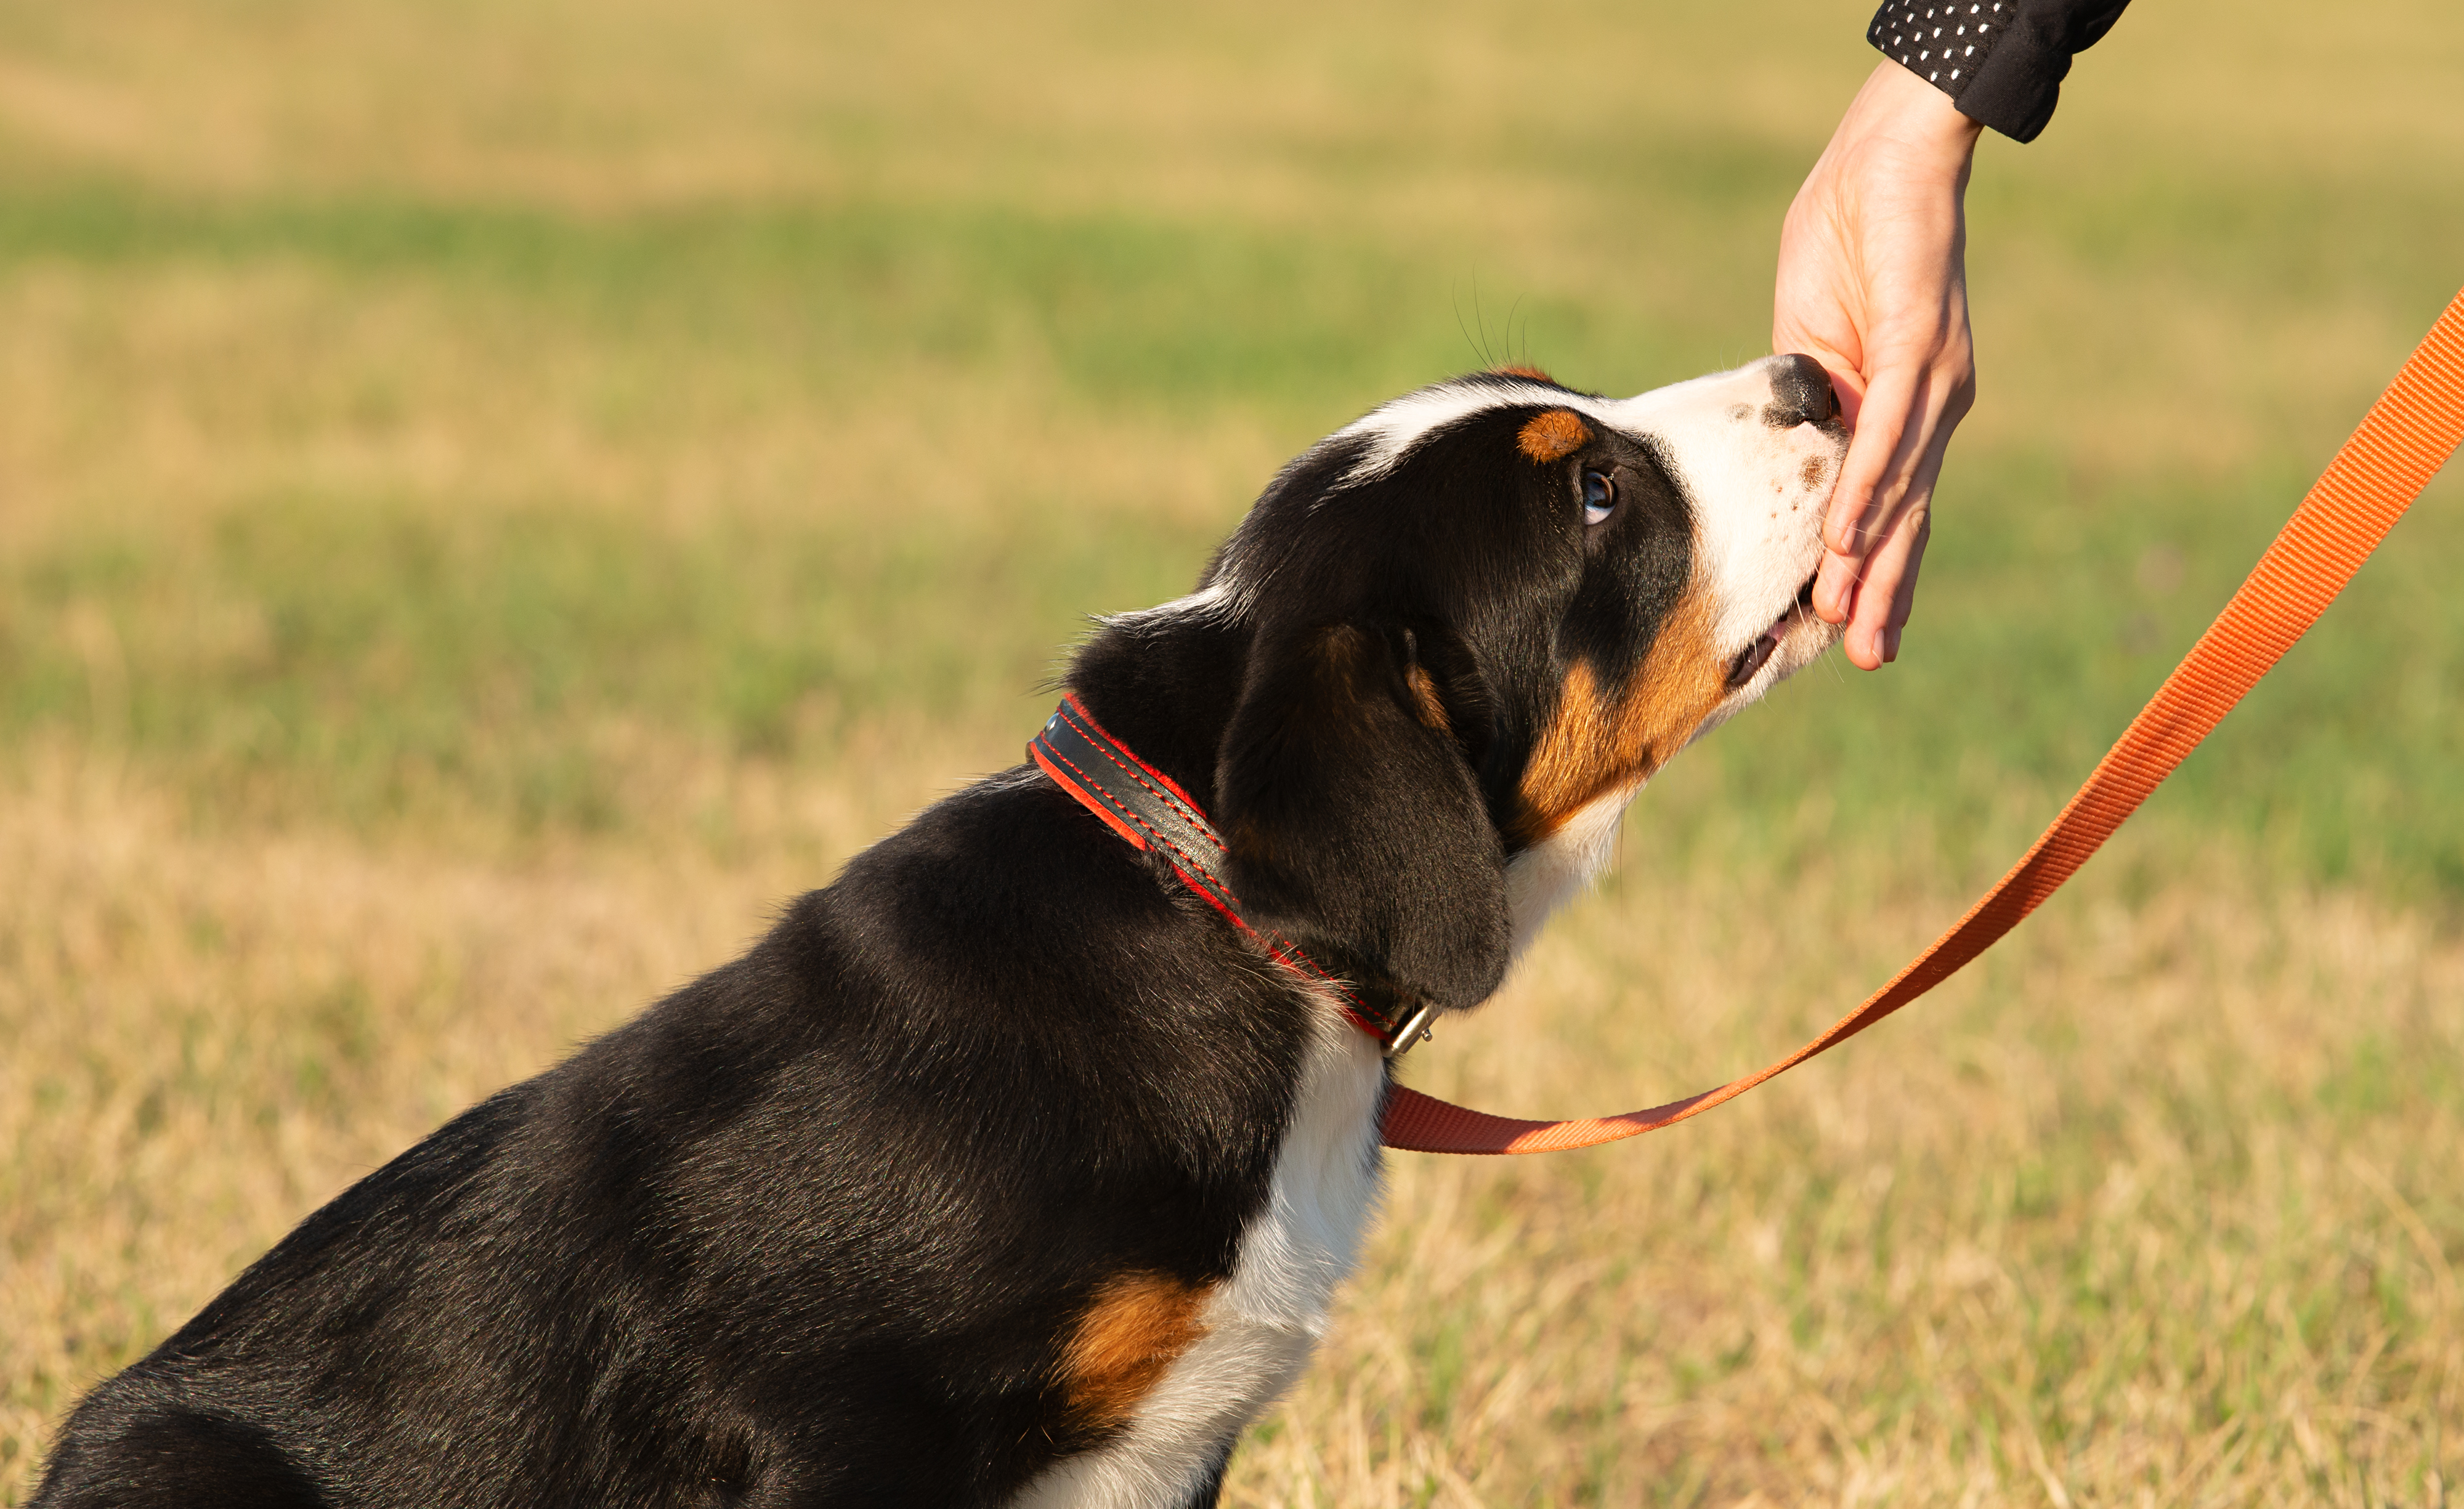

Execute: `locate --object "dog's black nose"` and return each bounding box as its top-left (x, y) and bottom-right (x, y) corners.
top-left (1765, 353), bottom-right (1839, 428)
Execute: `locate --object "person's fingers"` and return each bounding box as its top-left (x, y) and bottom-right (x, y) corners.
top-left (1879, 512), bottom-right (1931, 662)
top-left (1819, 352), bottom-right (1964, 642)
top-left (1813, 542), bottom-right (1863, 628)
top-left (1839, 504), bottom-right (1920, 668)
top-left (1815, 358), bottom-right (1932, 627)
top-left (1824, 365), bottom-right (1916, 556)
top-left (1849, 503), bottom-right (1931, 666)
top-left (1843, 365), bottom-right (1963, 665)
top-left (1874, 379), bottom-right (1963, 661)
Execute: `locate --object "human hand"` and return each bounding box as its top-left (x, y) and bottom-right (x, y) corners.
top-left (1774, 60), bottom-right (1984, 668)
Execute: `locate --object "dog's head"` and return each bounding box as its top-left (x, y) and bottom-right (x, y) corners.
top-left (1118, 356), bottom-right (1847, 1017)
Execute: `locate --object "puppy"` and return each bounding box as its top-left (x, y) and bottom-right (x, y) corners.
top-left (33, 356), bottom-right (1847, 1508)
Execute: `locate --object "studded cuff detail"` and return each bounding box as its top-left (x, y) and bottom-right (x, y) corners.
top-left (1868, 0), bottom-right (2131, 144)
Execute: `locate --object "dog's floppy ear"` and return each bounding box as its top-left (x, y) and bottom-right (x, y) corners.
top-left (1215, 621), bottom-right (1510, 1013)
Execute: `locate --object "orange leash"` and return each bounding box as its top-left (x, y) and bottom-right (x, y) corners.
top-left (1384, 286), bottom-right (2464, 1155)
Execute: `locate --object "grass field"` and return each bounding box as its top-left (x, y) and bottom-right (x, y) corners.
top-left (3, 0), bottom-right (2462, 1502)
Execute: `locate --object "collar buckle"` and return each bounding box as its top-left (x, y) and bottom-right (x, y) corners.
top-left (1380, 999), bottom-right (1438, 1059)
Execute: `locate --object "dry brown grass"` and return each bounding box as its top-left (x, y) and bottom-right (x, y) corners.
top-left (7, 746), bottom-right (2459, 1503)
top-left (0, 732), bottom-right (952, 1484)
top-left (1239, 835), bottom-right (2464, 1505)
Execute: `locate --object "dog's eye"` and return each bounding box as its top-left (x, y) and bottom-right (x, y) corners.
top-left (1581, 469), bottom-right (1616, 525)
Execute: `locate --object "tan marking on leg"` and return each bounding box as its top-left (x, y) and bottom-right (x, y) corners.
top-left (1404, 663), bottom-right (1450, 733)
top-left (1514, 587), bottom-right (1728, 844)
top-left (1517, 410), bottom-right (1591, 464)
top-left (1059, 1271), bottom-right (1212, 1433)
top-left (1493, 363), bottom-right (1555, 384)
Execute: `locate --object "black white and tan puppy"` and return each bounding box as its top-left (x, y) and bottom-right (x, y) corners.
top-left (34, 356), bottom-right (1849, 1508)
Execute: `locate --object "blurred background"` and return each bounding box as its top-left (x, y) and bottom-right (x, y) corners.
top-left (2, 0), bottom-right (2459, 1502)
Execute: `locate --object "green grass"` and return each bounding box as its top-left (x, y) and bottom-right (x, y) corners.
top-left (0, 188), bottom-right (1484, 410)
top-left (6, 170), bottom-right (2459, 883)
top-left (1650, 448), bottom-right (2464, 900)
top-left (4, 485), bottom-right (1210, 834)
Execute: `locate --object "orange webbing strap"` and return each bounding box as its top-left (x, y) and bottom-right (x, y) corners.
top-left (1384, 286), bottom-right (2464, 1155)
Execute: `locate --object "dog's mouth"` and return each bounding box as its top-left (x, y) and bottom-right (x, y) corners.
top-left (1724, 575), bottom-right (1820, 690)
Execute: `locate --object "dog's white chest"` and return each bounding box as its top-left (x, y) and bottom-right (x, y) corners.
top-left (1012, 1018), bottom-right (1386, 1508)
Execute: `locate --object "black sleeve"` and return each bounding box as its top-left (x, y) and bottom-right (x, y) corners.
top-left (1867, 1), bottom-right (2132, 143)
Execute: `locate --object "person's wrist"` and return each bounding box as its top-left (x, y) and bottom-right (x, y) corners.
top-left (1855, 60), bottom-right (1985, 169)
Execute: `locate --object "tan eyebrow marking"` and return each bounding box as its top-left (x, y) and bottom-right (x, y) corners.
top-left (1404, 663), bottom-right (1451, 733)
top-left (1494, 363), bottom-right (1556, 383)
top-left (1517, 409), bottom-right (1591, 464)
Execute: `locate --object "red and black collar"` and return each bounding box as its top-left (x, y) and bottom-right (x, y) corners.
top-left (1029, 695), bottom-right (1435, 1057)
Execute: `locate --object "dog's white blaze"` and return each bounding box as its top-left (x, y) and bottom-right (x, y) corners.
top-left (1334, 375), bottom-right (1584, 484)
top-left (1010, 1000), bottom-right (1384, 1509)
top-left (1505, 780), bottom-right (1637, 958)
